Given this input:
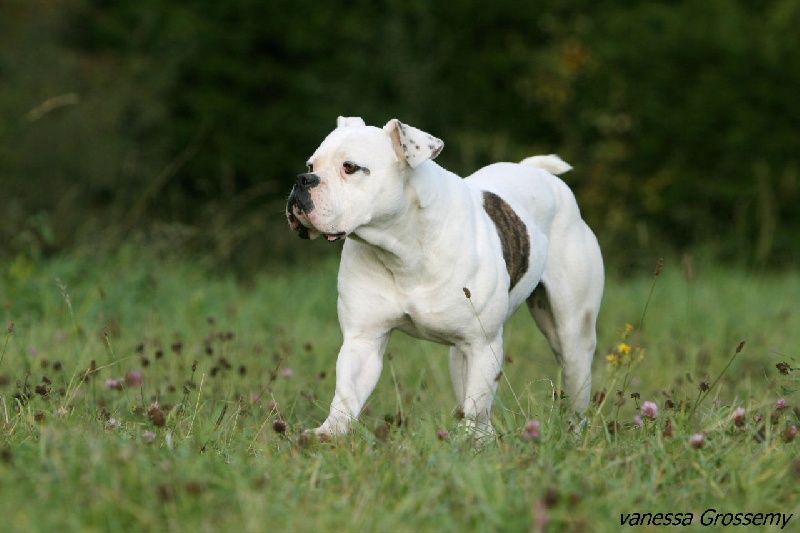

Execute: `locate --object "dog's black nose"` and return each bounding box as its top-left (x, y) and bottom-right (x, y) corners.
top-left (296, 173), bottom-right (320, 188)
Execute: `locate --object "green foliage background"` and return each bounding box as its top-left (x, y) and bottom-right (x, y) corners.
top-left (2, 0), bottom-right (799, 270)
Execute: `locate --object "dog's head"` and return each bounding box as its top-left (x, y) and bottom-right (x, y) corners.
top-left (286, 117), bottom-right (444, 241)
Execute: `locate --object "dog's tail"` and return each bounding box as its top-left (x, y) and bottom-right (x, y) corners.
top-left (520, 155), bottom-right (572, 175)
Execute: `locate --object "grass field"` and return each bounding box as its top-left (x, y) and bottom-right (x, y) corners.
top-left (1, 247), bottom-right (798, 532)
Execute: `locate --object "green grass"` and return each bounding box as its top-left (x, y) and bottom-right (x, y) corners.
top-left (1, 248), bottom-right (799, 532)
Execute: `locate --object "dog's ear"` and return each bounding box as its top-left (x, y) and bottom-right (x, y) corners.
top-left (336, 116), bottom-right (366, 128)
top-left (384, 119), bottom-right (444, 168)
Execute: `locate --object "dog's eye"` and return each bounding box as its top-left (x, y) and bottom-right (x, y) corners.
top-left (306, 163), bottom-right (314, 172)
top-left (342, 161), bottom-right (360, 175)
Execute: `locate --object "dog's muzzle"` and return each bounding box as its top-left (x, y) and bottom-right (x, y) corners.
top-left (286, 173), bottom-right (319, 240)
top-left (286, 173), bottom-right (346, 242)
top-left (292, 173), bottom-right (319, 213)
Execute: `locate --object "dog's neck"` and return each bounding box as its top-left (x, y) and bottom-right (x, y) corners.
top-left (351, 162), bottom-right (475, 277)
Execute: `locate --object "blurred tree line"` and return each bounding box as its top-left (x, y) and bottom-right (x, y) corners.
top-left (1, 0), bottom-right (798, 273)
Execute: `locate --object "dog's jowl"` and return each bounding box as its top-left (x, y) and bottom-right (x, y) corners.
top-left (286, 116), bottom-right (604, 438)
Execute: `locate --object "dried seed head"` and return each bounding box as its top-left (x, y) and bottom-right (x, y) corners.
top-left (156, 484), bottom-right (174, 502)
top-left (542, 487), bottom-right (560, 509)
top-left (592, 391), bottom-right (606, 404)
top-left (272, 419), bottom-right (287, 434)
top-left (185, 481), bottom-right (205, 496)
top-left (148, 405), bottom-right (166, 427)
top-left (374, 424), bottom-right (390, 442)
top-left (296, 432), bottom-right (313, 450)
top-left (776, 362), bottom-right (792, 375)
top-left (654, 258), bottom-right (664, 276)
top-left (662, 418), bottom-right (675, 438)
top-left (462, 287), bottom-right (471, 299)
top-left (783, 425), bottom-right (798, 443)
top-left (0, 448), bottom-right (13, 464)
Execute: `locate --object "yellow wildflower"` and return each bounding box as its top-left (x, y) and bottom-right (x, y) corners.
top-left (618, 343), bottom-right (632, 355)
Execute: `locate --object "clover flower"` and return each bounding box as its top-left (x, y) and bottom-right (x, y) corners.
top-left (732, 407), bottom-right (746, 427)
top-left (125, 369), bottom-right (143, 387)
top-left (522, 420), bottom-right (541, 441)
top-left (105, 378), bottom-right (124, 391)
top-left (641, 401), bottom-right (659, 419)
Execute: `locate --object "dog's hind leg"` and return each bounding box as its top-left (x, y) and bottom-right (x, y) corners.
top-left (449, 346), bottom-right (467, 408)
top-left (526, 223), bottom-right (604, 415)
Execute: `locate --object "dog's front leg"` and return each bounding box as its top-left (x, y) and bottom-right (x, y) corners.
top-left (457, 334), bottom-right (504, 439)
top-left (315, 334), bottom-right (390, 436)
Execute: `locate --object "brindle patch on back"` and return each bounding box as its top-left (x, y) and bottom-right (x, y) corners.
top-left (483, 191), bottom-right (530, 290)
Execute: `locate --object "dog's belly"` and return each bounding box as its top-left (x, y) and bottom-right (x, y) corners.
top-left (395, 316), bottom-right (457, 345)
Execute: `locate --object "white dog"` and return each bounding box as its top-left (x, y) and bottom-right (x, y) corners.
top-left (286, 117), bottom-right (604, 437)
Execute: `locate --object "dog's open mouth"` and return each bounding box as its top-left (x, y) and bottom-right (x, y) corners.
top-left (324, 232), bottom-right (346, 242)
top-left (286, 200), bottom-right (346, 242)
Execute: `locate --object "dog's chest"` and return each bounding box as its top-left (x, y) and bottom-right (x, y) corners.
top-left (394, 300), bottom-right (464, 345)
